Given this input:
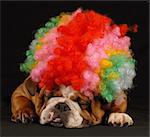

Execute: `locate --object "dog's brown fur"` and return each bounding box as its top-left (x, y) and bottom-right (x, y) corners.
top-left (11, 76), bottom-right (127, 125)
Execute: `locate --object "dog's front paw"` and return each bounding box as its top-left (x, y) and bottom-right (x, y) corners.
top-left (11, 108), bottom-right (37, 124)
top-left (108, 113), bottom-right (134, 127)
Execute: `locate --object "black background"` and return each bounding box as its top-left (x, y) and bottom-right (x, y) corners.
top-left (1, 1), bottom-right (149, 137)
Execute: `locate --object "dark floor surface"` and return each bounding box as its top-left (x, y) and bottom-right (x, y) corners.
top-left (1, 104), bottom-right (149, 137)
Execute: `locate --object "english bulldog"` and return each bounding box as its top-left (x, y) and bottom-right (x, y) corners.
top-left (11, 76), bottom-right (133, 127)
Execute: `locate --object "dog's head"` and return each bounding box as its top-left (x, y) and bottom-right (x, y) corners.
top-left (23, 77), bottom-right (92, 128)
top-left (40, 96), bottom-right (83, 128)
top-left (40, 86), bottom-right (86, 128)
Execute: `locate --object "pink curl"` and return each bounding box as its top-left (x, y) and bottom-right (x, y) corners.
top-left (82, 70), bottom-right (100, 92)
top-left (31, 62), bottom-right (47, 82)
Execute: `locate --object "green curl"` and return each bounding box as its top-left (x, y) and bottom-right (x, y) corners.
top-left (100, 80), bottom-right (116, 102)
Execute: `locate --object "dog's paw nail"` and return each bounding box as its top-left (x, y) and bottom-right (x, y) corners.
top-left (123, 122), bottom-right (129, 127)
top-left (24, 118), bottom-right (29, 124)
top-left (114, 122), bottom-right (117, 125)
top-left (31, 118), bottom-right (34, 123)
top-left (16, 119), bottom-right (21, 123)
top-left (117, 123), bottom-right (121, 126)
top-left (11, 116), bottom-right (15, 120)
top-left (108, 122), bottom-right (113, 126)
top-left (31, 117), bottom-right (37, 123)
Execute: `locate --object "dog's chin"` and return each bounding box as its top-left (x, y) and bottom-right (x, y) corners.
top-left (40, 97), bottom-right (83, 128)
top-left (41, 117), bottom-right (64, 127)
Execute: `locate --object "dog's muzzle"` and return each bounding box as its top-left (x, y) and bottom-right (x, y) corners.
top-left (40, 97), bottom-right (83, 128)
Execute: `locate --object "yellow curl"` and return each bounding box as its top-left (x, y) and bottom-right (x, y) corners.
top-left (105, 49), bottom-right (129, 56)
top-left (31, 61), bottom-right (38, 69)
top-left (35, 44), bottom-right (42, 51)
top-left (100, 59), bottom-right (113, 69)
top-left (58, 14), bottom-right (71, 26)
top-left (108, 72), bottom-right (120, 80)
top-left (99, 69), bottom-right (105, 77)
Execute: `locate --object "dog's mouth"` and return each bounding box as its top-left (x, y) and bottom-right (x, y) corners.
top-left (50, 116), bottom-right (64, 127)
top-left (43, 115), bottom-right (64, 127)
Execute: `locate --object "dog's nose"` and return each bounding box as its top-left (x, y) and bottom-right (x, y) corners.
top-left (55, 102), bottom-right (71, 112)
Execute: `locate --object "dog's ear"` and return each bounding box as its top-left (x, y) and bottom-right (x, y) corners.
top-left (70, 92), bottom-right (89, 102)
top-left (24, 77), bottom-right (37, 96)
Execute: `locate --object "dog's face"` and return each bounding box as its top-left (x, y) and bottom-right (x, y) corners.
top-left (40, 97), bottom-right (83, 128)
top-left (40, 86), bottom-right (85, 128)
